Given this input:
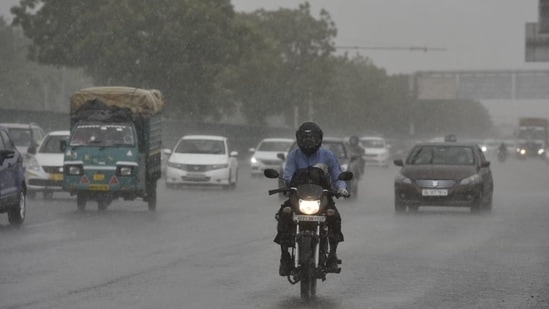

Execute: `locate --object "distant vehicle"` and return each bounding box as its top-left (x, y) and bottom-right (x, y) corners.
top-left (0, 125), bottom-right (26, 226)
top-left (393, 142), bottom-right (493, 214)
top-left (515, 117), bottom-right (548, 159)
top-left (165, 135), bottom-right (239, 189)
top-left (63, 86), bottom-right (164, 211)
top-left (478, 139), bottom-right (501, 157)
top-left (249, 137), bottom-right (293, 178)
top-left (25, 130), bottom-right (70, 199)
top-left (0, 122), bottom-right (46, 167)
top-left (359, 136), bottom-right (390, 167)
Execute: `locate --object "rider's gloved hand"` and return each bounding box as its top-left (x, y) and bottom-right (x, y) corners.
top-left (338, 188), bottom-right (350, 198)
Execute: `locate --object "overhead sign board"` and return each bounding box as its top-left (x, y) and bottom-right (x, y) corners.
top-left (525, 22), bottom-right (549, 62)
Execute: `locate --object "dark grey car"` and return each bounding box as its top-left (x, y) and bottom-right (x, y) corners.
top-left (393, 142), bottom-right (493, 214)
top-left (0, 126), bottom-right (27, 225)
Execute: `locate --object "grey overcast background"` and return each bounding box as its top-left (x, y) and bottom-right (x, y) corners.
top-left (1, 0), bottom-right (548, 129)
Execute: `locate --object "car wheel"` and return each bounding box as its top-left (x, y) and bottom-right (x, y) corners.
top-left (470, 192), bottom-right (483, 214)
top-left (8, 190), bottom-right (26, 226)
top-left (394, 196), bottom-right (407, 214)
top-left (77, 194), bottom-right (87, 211)
top-left (482, 190), bottom-right (493, 213)
top-left (147, 180), bottom-right (157, 211)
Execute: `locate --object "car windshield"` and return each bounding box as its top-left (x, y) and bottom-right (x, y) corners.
top-left (257, 141), bottom-right (292, 152)
top-left (407, 145), bottom-right (475, 165)
top-left (175, 139), bottom-right (225, 154)
top-left (7, 128), bottom-right (31, 146)
top-left (70, 124), bottom-right (135, 147)
top-left (361, 139), bottom-right (385, 148)
top-left (323, 142), bottom-right (347, 160)
top-left (39, 135), bottom-right (69, 153)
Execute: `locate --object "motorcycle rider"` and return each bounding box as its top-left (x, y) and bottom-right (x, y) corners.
top-left (498, 142), bottom-right (507, 159)
top-left (275, 121), bottom-right (350, 276)
top-left (348, 135), bottom-right (365, 177)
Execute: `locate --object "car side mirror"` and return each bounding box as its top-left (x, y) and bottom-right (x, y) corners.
top-left (249, 147), bottom-right (255, 153)
top-left (393, 159), bottom-right (404, 166)
top-left (163, 148), bottom-right (172, 156)
top-left (481, 161), bottom-right (490, 168)
top-left (0, 149), bottom-right (15, 165)
top-left (60, 140), bottom-right (67, 152)
top-left (230, 151), bottom-right (238, 157)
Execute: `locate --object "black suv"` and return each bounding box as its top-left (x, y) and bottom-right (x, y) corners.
top-left (0, 126), bottom-right (27, 225)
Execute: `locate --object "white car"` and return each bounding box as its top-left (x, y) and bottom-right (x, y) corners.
top-left (360, 136), bottom-right (390, 167)
top-left (25, 130), bottom-right (70, 199)
top-left (165, 135), bottom-right (238, 189)
top-left (249, 137), bottom-right (293, 177)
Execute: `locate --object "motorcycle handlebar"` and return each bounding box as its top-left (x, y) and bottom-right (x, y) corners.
top-left (268, 187), bottom-right (349, 199)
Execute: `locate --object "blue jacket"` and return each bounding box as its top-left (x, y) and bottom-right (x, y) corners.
top-left (283, 147), bottom-right (347, 191)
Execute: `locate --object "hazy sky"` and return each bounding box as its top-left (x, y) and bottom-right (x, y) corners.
top-left (1, 0), bottom-right (547, 74)
top-left (232, 0), bottom-right (549, 74)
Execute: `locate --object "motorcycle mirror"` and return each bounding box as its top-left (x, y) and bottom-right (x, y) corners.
top-left (338, 171), bottom-right (353, 181)
top-left (264, 168), bottom-right (280, 179)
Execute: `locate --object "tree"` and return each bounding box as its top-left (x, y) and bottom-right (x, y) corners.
top-left (232, 3), bottom-right (337, 126)
top-left (11, 0), bottom-right (246, 120)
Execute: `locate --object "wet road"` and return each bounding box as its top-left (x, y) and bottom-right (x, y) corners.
top-left (1, 157), bottom-right (548, 309)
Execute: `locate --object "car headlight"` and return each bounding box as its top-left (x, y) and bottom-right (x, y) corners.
top-left (395, 173), bottom-right (412, 184)
top-left (538, 149), bottom-right (545, 155)
top-left (250, 157), bottom-right (257, 164)
top-left (299, 199), bottom-right (321, 215)
top-left (212, 163), bottom-right (229, 169)
top-left (168, 162), bottom-right (186, 170)
top-left (460, 174), bottom-right (481, 185)
top-left (26, 157), bottom-right (43, 173)
top-left (481, 146), bottom-right (487, 152)
top-left (65, 165), bottom-right (83, 176)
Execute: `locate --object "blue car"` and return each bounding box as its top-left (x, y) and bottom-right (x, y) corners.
top-left (0, 126), bottom-right (27, 226)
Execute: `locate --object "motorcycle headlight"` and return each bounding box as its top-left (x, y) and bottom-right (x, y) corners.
top-left (299, 199), bottom-right (321, 215)
top-left (460, 174), bottom-right (481, 185)
top-left (395, 173), bottom-right (412, 184)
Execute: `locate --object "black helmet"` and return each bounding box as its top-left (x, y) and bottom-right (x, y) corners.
top-left (349, 135), bottom-right (359, 145)
top-left (296, 122), bottom-right (323, 156)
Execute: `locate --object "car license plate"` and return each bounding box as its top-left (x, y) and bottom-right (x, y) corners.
top-left (422, 189), bottom-right (448, 196)
top-left (293, 215), bottom-right (326, 222)
top-left (93, 174), bottom-right (105, 181)
top-left (49, 173), bottom-right (63, 181)
top-left (89, 184), bottom-right (109, 191)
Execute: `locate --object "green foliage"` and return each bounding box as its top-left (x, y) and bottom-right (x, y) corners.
top-left (12, 0), bottom-right (245, 120)
top-left (7, 1), bottom-right (494, 137)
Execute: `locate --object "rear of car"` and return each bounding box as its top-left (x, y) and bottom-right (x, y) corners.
top-left (165, 135), bottom-right (239, 189)
top-left (360, 136), bottom-right (389, 167)
top-left (0, 126), bottom-right (27, 225)
top-left (393, 142), bottom-right (493, 213)
top-left (249, 138), bottom-right (293, 177)
top-left (25, 130), bottom-right (70, 199)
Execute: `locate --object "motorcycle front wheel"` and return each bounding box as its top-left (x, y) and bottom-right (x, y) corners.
top-left (299, 236), bottom-right (317, 301)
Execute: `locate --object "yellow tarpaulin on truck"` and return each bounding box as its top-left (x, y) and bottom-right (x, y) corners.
top-left (70, 86), bottom-right (165, 117)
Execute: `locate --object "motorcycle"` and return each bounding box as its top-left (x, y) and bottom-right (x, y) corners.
top-left (264, 167), bottom-right (353, 301)
top-left (497, 149), bottom-right (507, 163)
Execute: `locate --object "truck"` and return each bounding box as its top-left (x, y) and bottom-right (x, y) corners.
top-left (63, 86), bottom-right (164, 211)
top-left (515, 117), bottom-right (548, 159)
